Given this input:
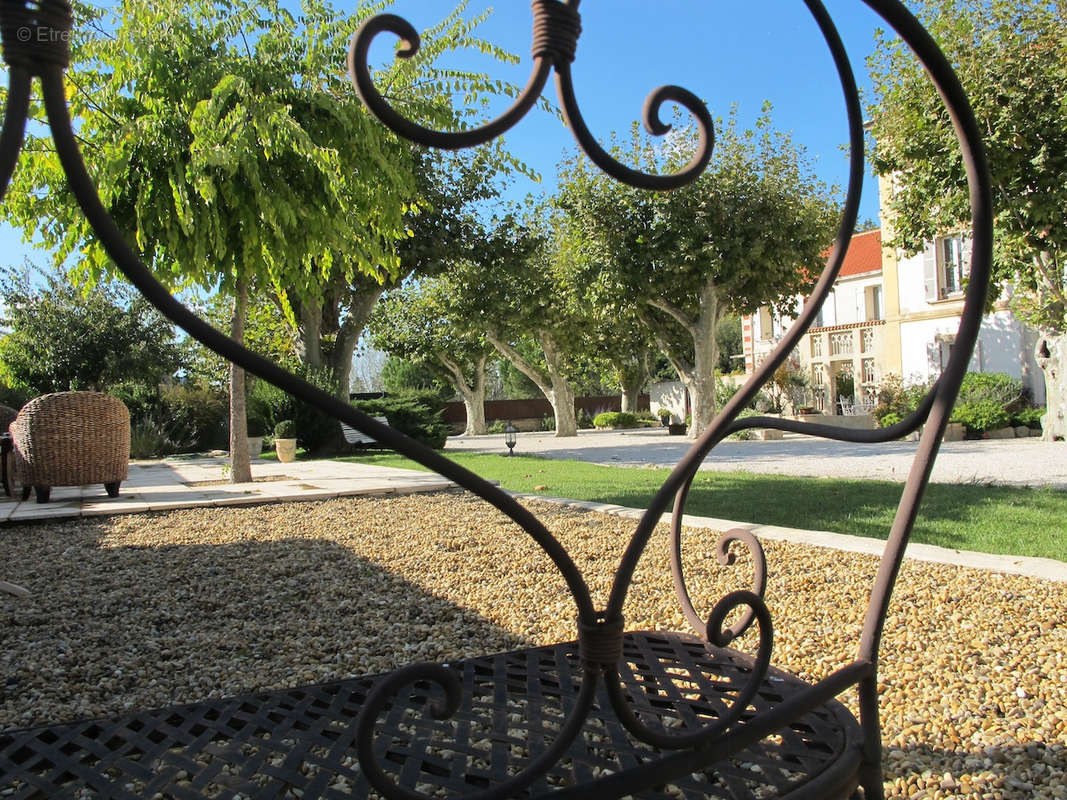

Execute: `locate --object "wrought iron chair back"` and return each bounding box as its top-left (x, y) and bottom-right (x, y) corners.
top-left (0, 0), bottom-right (992, 797)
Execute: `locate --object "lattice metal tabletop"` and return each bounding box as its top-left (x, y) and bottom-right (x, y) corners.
top-left (0, 632), bottom-right (862, 799)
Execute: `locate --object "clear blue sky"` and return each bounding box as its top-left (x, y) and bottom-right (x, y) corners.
top-left (0, 0), bottom-right (890, 265)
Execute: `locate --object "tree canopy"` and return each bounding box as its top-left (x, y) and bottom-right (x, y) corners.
top-left (556, 109), bottom-right (838, 436)
top-left (0, 268), bottom-right (182, 396)
top-left (868, 0), bottom-right (1067, 438)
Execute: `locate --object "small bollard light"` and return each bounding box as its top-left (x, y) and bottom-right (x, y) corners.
top-left (504, 422), bottom-right (517, 457)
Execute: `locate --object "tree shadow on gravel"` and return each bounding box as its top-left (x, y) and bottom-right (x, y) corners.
top-left (0, 516), bottom-right (533, 730)
top-left (880, 742), bottom-right (1063, 798)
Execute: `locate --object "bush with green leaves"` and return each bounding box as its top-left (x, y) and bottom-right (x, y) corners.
top-left (160, 384), bottom-right (228, 452)
top-left (956, 372), bottom-right (1024, 411)
top-left (1011, 407), bottom-right (1045, 429)
top-left (274, 419), bottom-right (296, 439)
top-left (486, 419), bottom-right (508, 434)
top-left (539, 415), bottom-right (555, 432)
top-left (950, 400), bottom-right (1011, 435)
top-left (877, 411), bottom-right (904, 429)
top-left (872, 374), bottom-right (930, 427)
top-left (353, 390), bottom-right (451, 450)
top-left (129, 414), bottom-right (195, 458)
top-left (577, 408), bottom-right (595, 429)
top-left (726, 408), bottom-right (762, 440)
top-left (593, 411), bottom-right (639, 429)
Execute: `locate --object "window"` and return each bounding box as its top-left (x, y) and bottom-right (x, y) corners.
top-left (924, 235), bottom-right (969, 301)
top-left (810, 334), bottom-right (823, 358)
top-left (758, 307), bottom-right (773, 341)
top-left (864, 285), bottom-right (883, 321)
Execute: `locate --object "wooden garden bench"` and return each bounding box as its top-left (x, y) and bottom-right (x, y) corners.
top-left (0, 0), bottom-right (992, 797)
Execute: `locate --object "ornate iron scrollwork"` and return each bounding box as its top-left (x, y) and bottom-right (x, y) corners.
top-left (348, 0), bottom-right (714, 191)
top-left (0, 0), bottom-right (994, 796)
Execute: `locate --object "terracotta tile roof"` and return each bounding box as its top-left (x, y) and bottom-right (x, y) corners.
top-left (837, 228), bottom-right (882, 277)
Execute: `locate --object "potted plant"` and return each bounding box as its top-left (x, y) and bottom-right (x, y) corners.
top-left (657, 407), bottom-right (671, 427)
top-left (274, 419), bottom-right (297, 462)
top-left (246, 419), bottom-right (267, 459)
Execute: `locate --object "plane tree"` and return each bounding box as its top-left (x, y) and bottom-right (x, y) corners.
top-left (369, 276), bottom-right (495, 435)
top-left (556, 111), bottom-right (837, 437)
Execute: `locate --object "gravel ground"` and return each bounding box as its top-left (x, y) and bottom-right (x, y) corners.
top-left (0, 492), bottom-right (1064, 798)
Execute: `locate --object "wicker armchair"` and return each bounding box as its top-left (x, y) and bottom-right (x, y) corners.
top-left (11, 392), bottom-right (130, 503)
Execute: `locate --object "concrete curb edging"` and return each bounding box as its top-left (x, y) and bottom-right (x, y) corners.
top-left (509, 492), bottom-right (1067, 584)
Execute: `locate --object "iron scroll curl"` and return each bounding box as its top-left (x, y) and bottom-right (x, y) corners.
top-left (348, 0), bottom-right (715, 191)
top-left (0, 0), bottom-right (997, 794)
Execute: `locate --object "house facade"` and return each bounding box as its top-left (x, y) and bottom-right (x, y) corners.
top-left (743, 197), bottom-right (1046, 412)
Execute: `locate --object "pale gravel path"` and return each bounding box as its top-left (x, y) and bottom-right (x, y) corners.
top-left (0, 493), bottom-right (1064, 798)
top-left (444, 429), bottom-right (1067, 489)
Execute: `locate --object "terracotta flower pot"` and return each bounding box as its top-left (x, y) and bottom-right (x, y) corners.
top-left (275, 438), bottom-right (297, 463)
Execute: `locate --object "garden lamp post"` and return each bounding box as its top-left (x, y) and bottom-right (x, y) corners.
top-left (504, 422), bottom-right (517, 457)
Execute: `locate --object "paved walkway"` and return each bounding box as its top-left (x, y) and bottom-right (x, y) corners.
top-left (442, 428), bottom-right (1067, 489)
top-left (0, 456), bottom-right (457, 524)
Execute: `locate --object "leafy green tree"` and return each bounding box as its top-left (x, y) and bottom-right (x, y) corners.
top-left (0, 268), bottom-right (181, 396)
top-left (868, 0), bottom-right (1067, 439)
top-left (3, 0), bottom-right (422, 480)
top-left (370, 277), bottom-right (494, 435)
top-left (448, 215), bottom-right (595, 436)
top-left (716, 314), bottom-right (743, 374)
top-left (557, 110), bottom-right (837, 437)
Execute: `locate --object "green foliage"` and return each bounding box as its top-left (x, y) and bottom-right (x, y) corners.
top-left (727, 408), bottom-right (761, 440)
top-left (868, 0), bottom-right (1067, 334)
top-left (486, 419), bottom-right (508, 434)
top-left (246, 365), bottom-right (344, 453)
top-left (716, 315), bottom-right (743, 374)
top-left (555, 106), bottom-right (838, 435)
top-left (539, 415), bottom-right (556, 432)
top-left (160, 384), bottom-right (228, 451)
top-left (872, 374), bottom-right (930, 427)
top-left (380, 356), bottom-right (453, 399)
top-left (951, 400), bottom-right (1011, 435)
top-left (878, 412), bottom-right (904, 429)
top-left (354, 391), bottom-right (451, 449)
top-left (656, 407), bottom-right (671, 420)
top-left (1011, 407), bottom-right (1045, 429)
top-left (129, 415), bottom-right (194, 459)
top-left (956, 372), bottom-right (1023, 410)
top-left (0, 269), bottom-right (181, 395)
top-left (593, 411), bottom-right (639, 429)
top-left (497, 357), bottom-right (542, 399)
top-left (577, 408), bottom-right (596, 429)
top-left (274, 419), bottom-right (296, 439)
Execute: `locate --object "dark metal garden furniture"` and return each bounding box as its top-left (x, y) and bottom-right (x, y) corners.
top-left (0, 0), bottom-right (992, 796)
top-left (10, 391), bottom-right (130, 503)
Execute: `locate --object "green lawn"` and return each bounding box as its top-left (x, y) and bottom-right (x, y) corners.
top-left (333, 451), bottom-right (1066, 562)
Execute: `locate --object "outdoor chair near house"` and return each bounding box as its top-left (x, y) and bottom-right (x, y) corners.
top-left (10, 391), bottom-right (130, 504)
top-left (0, 0), bottom-right (994, 797)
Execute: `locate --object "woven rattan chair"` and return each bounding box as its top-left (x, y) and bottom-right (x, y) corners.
top-left (11, 391), bottom-right (130, 504)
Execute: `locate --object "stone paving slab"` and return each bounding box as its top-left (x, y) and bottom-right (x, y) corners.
top-left (0, 457), bottom-right (459, 523)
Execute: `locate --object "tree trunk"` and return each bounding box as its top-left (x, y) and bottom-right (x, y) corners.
top-left (1036, 333), bottom-right (1066, 441)
top-left (616, 359), bottom-right (647, 414)
top-left (643, 283), bottom-right (722, 438)
top-left (485, 332), bottom-right (578, 437)
top-left (326, 289), bottom-right (384, 398)
top-left (228, 276), bottom-right (252, 484)
top-left (439, 353), bottom-right (487, 436)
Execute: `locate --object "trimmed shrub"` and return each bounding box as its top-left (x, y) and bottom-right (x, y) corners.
top-left (957, 372), bottom-right (1023, 410)
top-left (951, 400), bottom-right (1011, 435)
top-left (1011, 407), bottom-right (1045, 429)
top-left (160, 384), bottom-right (228, 452)
top-left (274, 419), bottom-right (296, 438)
top-left (877, 411), bottom-right (904, 429)
top-left (354, 390), bottom-right (451, 449)
top-left (593, 411), bottom-right (639, 429)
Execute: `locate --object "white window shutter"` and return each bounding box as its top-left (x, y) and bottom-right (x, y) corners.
top-left (923, 242), bottom-right (938, 302)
